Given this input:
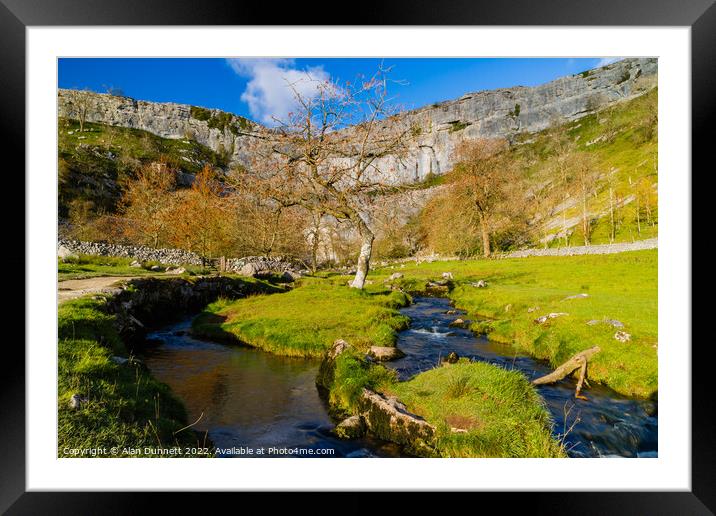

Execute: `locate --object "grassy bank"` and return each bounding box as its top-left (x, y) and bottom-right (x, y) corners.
top-left (387, 360), bottom-right (566, 457)
top-left (320, 349), bottom-right (564, 457)
top-left (192, 278), bottom-right (411, 357)
top-left (58, 297), bottom-right (211, 457)
top-left (376, 249), bottom-right (657, 398)
top-left (59, 254), bottom-right (211, 281)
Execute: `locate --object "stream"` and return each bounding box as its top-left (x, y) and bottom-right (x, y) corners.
top-left (142, 297), bottom-right (657, 458)
top-left (390, 297), bottom-right (658, 458)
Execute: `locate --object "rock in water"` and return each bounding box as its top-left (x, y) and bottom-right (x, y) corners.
top-left (368, 346), bottom-right (406, 362)
top-left (443, 351), bottom-right (460, 364)
top-left (358, 389), bottom-right (436, 456)
top-left (334, 415), bottom-right (366, 439)
top-left (449, 318), bottom-right (468, 328)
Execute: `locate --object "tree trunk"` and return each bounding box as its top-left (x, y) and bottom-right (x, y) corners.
top-left (311, 230), bottom-right (320, 274)
top-left (351, 218), bottom-right (374, 289)
top-left (581, 190), bottom-right (590, 246)
top-left (609, 186), bottom-right (615, 243)
top-left (478, 212), bottom-right (491, 258)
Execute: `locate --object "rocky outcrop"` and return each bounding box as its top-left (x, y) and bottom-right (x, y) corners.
top-left (58, 58), bottom-right (657, 185)
top-left (58, 239), bottom-right (204, 266)
top-left (333, 415), bottom-right (366, 439)
top-left (317, 339), bottom-right (436, 456)
top-left (357, 389), bottom-right (436, 456)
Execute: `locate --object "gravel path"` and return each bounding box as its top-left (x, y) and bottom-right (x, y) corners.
top-left (58, 276), bottom-right (137, 303)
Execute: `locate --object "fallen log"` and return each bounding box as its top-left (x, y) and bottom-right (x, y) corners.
top-left (531, 346), bottom-right (601, 400)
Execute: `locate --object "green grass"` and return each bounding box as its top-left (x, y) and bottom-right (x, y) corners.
top-left (58, 297), bottom-right (211, 457)
top-left (387, 361), bottom-right (566, 457)
top-left (373, 249), bottom-right (657, 398)
top-left (326, 349), bottom-right (398, 416)
top-left (58, 254), bottom-right (211, 280)
top-left (192, 278), bottom-right (411, 357)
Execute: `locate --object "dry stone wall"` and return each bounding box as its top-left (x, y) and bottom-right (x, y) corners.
top-left (58, 240), bottom-right (204, 266)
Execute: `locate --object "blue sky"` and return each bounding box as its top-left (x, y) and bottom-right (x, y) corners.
top-left (58, 57), bottom-right (618, 125)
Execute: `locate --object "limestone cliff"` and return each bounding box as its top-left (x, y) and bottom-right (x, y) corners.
top-left (58, 57), bottom-right (656, 184)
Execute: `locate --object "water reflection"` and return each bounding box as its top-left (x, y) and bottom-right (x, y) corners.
top-left (142, 320), bottom-right (402, 458)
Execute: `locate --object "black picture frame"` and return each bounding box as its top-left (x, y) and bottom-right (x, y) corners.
top-left (2, 0), bottom-right (710, 512)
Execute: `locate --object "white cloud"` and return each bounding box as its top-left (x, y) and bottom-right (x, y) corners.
top-left (227, 58), bottom-right (331, 125)
top-left (596, 57), bottom-right (624, 67)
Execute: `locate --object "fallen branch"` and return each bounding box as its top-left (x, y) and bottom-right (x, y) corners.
top-left (532, 346), bottom-right (601, 400)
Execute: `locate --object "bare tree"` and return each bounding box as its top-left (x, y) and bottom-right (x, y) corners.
top-left (306, 208), bottom-right (325, 273)
top-left (65, 88), bottom-right (95, 133)
top-left (572, 153), bottom-right (600, 245)
top-left (449, 139), bottom-right (517, 258)
top-left (240, 67), bottom-right (413, 288)
top-left (549, 130), bottom-right (578, 247)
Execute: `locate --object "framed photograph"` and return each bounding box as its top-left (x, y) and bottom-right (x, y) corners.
top-left (4, 0), bottom-right (710, 511)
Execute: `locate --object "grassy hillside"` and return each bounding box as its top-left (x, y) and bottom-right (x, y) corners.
top-left (513, 88), bottom-right (658, 246)
top-left (58, 118), bottom-right (227, 217)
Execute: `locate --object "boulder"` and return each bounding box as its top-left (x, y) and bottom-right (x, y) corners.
top-left (368, 346), bottom-right (405, 362)
top-left (534, 312), bottom-right (569, 324)
top-left (280, 270), bottom-right (301, 282)
top-left (471, 280), bottom-right (488, 288)
top-left (443, 351), bottom-right (460, 364)
top-left (334, 415), bottom-right (366, 439)
top-left (614, 331), bottom-right (632, 342)
top-left (130, 260), bottom-right (142, 268)
top-left (57, 244), bottom-right (76, 260)
top-left (357, 389), bottom-right (436, 455)
top-left (239, 263), bottom-right (259, 276)
top-left (587, 318), bottom-right (624, 328)
top-left (388, 272), bottom-right (404, 281)
top-left (449, 318), bottom-right (468, 328)
top-left (69, 394), bottom-right (88, 410)
top-left (166, 267), bottom-right (186, 275)
top-left (563, 293), bottom-right (589, 300)
top-left (441, 272), bottom-right (454, 280)
top-left (316, 339), bottom-right (351, 390)
top-left (150, 265), bottom-right (161, 271)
